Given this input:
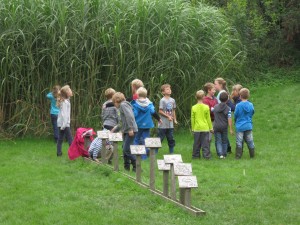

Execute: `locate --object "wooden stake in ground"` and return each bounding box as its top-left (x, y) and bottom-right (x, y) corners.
top-left (97, 130), bottom-right (109, 164)
top-left (163, 154), bottom-right (183, 200)
top-left (145, 138), bottom-right (162, 190)
top-left (178, 176), bottom-right (198, 207)
top-left (108, 132), bottom-right (123, 171)
top-left (130, 145), bottom-right (146, 182)
top-left (157, 159), bottom-right (171, 197)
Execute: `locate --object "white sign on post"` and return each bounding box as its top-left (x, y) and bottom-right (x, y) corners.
top-left (108, 133), bottom-right (123, 142)
top-left (157, 160), bottom-right (171, 171)
top-left (145, 138), bottom-right (162, 148)
top-left (97, 130), bottom-right (109, 139)
top-left (130, 145), bottom-right (146, 155)
top-left (173, 163), bottom-right (193, 176)
top-left (163, 154), bottom-right (183, 164)
top-left (178, 176), bottom-right (198, 188)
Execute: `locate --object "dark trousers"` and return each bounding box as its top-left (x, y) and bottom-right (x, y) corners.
top-left (192, 132), bottom-right (211, 159)
top-left (57, 127), bottom-right (73, 156)
top-left (123, 133), bottom-right (136, 170)
top-left (158, 128), bottom-right (175, 153)
top-left (50, 114), bottom-right (59, 143)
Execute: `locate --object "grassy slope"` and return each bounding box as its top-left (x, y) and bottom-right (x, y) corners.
top-left (0, 84), bottom-right (300, 225)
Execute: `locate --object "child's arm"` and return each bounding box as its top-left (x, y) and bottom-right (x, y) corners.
top-left (228, 109), bottom-right (233, 135)
top-left (173, 109), bottom-right (178, 124)
top-left (159, 109), bottom-right (173, 121)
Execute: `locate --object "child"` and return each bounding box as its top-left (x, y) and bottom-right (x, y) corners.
top-left (46, 85), bottom-right (61, 143)
top-left (132, 87), bottom-right (156, 159)
top-left (158, 84), bottom-right (178, 154)
top-left (191, 90), bottom-right (213, 159)
top-left (111, 92), bottom-right (138, 171)
top-left (203, 82), bottom-right (218, 144)
top-left (213, 92), bottom-right (233, 159)
top-left (56, 85), bottom-right (73, 156)
top-left (234, 88), bottom-right (255, 159)
top-left (231, 84), bottom-right (243, 107)
top-left (102, 88), bottom-right (119, 131)
top-left (214, 77), bottom-right (234, 153)
top-left (131, 79), bottom-right (144, 100)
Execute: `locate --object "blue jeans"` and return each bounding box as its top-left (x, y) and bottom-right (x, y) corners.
top-left (134, 128), bottom-right (150, 160)
top-left (215, 130), bottom-right (228, 157)
top-left (236, 130), bottom-right (254, 149)
top-left (50, 114), bottom-right (59, 142)
top-left (123, 133), bottom-right (136, 170)
top-left (57, 127), bottom-right (73, 156)
top-left (158, 128), bottom-right (175, 153)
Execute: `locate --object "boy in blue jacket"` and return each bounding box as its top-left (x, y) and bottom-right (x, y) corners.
top-left (234, 88), bottom-right (255, 159)
top-left (132, 87), bottom-right (157, 160)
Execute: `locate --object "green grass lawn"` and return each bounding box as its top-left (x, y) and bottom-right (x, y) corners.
top-left (1, 84), bottom-right (300, 225)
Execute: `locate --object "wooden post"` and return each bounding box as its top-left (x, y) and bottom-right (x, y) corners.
top-left (109, 133), bottom-right (123, 172)
top-left (164, 154), bottom-right (183, 201)
top-left (145, 138), bottom-right (161, 191)
top-left (97, 131), bottom-right (109, 164)
top-left (130, 145), bottom-right (146, 182)
top-left (178, 176), bottom-right (198, 207)
top-left (157, 160), bottom-right (170, 197)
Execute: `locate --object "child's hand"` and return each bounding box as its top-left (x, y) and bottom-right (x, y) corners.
top-left (210, 129), bottom-right (214, 133)
top-left (174, 120), bottom-right (178, 125)
top-left (158, 119), bottom-right (163, 124)
top-left (168, 116), bottom-right (173, 121)
top-left (128, 130), bottom-right (134, 137)
top-left (230, 129), bottom-right (234, 135)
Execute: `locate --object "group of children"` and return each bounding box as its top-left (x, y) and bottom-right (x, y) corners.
top-left (191, 77), bottom-right (255, 160)
top-left (47, 77), bottom-right (255, 172)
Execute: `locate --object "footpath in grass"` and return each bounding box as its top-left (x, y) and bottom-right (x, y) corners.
top-left (0, 84), bottom-right (300, 225)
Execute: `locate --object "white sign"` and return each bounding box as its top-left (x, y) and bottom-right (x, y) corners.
top-left (178, 176), bottom-right (198, 188)
top-left (163, 154), bottom-right (183, 164)
top-left (130, 145), bottom-right (146, 155)
top-left (157, 160), bottom-right (171, 171)
top-left (174, 163), bottom-right (192, 176)
top-left (97, 130), bottom-right (109, 139)
top-left (108, 133), bottom-right (123, 142)
top-left (145, 138), bottom-right (162, 148)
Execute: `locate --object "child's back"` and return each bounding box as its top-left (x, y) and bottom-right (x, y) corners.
top-left (234, 101), bottom-right (254, 132)
top-left (132, 98), bottom-right (155, 129)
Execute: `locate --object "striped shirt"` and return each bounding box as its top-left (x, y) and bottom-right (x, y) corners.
top-left (88, 137), bottom-right (102, 159)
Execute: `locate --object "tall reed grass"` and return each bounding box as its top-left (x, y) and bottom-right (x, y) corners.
top-left (0, 0), bottom-right (245, 137)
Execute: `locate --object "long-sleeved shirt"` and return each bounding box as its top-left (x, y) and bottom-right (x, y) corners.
top-left (191, 103), bottom-right (212, 132)
top-left (46, 92), bottom-right (59, 115)
top-left (114, 101), bottom-right (138, 133)
top-left (57, 99), bottom-right (71, 129)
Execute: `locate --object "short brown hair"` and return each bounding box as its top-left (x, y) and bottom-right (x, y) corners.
top-left (219, 92), bottom-right (229, 102)
top-left (195, 90), bottom-right (205, 100)
top-left (104, 88), bottom-right (116, 99)
top-left (131, 79), bottom-right (144, 89)
top-left (112, 92), bottom-right (126, 104)
top-left (203, 82), bottom-right (214, 94)
top-left (239, 88), bottom-right (250, 99)
top-left (136, 87), bottom-right (147, 98)
top-left (161, 84), bottom-right (171, 92)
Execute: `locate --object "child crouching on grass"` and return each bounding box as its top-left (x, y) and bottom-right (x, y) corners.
top-left (111, 92), bottom-right (138, 172)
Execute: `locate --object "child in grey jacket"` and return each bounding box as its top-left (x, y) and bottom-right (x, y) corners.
top-left (111, 92), bottom-right (138, 172)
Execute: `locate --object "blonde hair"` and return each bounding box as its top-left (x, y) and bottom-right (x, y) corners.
top-left (203, 82), bottom-right (214, 94)
top-left (215, 77), bottom-right (229, 92)
top-left (136, 87), bottom-right (147, 98)
top-left (104, 88), bottom-right (116, 99)
top-left (232, 84), bottom-right (243, 92)
top-left (57, 85), bottom-right (71, 107)
top-left (161, 84), bottom-right (171, 92)
top-left (112, 92), bottom-right (126, 104)
top-left (239, 88), bottom-right (250, 100)
top-left (52, 85), bottom-right (61, 98)
top-left (131, 79), bottom-right (144, 89)
top-left (196, 90), bottom-right (205, 100)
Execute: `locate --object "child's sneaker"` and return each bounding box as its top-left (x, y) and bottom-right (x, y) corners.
top-left (219, 155), bottom-right (224, 159)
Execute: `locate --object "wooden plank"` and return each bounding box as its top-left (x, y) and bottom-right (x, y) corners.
top-left (163, 154), bottom-right (183, 164)
top-left (170, 164), bottom-right (176, 200)
top-left (113, 142), bottom-right (119, 171)
top-left (173, 163), bottom-right (192, 176)
top-left (145, 138), bottom-right (162, 148)
top-left (109, 132), bottom-right (123, 142)
top-left (163, 170), bottom-right (169, 197)
top-left (97, 130), bottom-right (109, 139)
top-left (136, 155), bottom-right (142, 182)
top-left (157, 160), bottom-right (171, 171)
top-left (178, 176), bottom-right (198, 188)
top-left (130, 145), bottom-right (146, 155)
top-left (149, 148), bottom-right (156, 190)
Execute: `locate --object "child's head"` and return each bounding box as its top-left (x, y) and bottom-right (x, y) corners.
top-left (214, 77), bottom-right (228, 92)
top-left (60, 85), bottom-right (73, 99)
top-left (161, 84), bottom-right (171, 96)
top-left (131, 79), bottom-right (144, 94)
top-left (112, 92), bottom-right (126, 108)
top-left (219, 91), bottom-right (229, 103)
top-left (239, 88), bottom-right (250, 100)
top-left (203, 82), bottom-right (216, 96)
top-left (231, 84), bottom-right (243, 97)
top-left (195, 90), bottom-right (205, 101)
top-left (104, 88), bottom-right (116, 100)
top-left (52, 85), bottom-right (61, 98)
top-left (136, 87), bottom-right (147, 98)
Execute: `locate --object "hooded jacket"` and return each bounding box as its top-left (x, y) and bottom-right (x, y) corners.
top-left (234, 101), bottom-right (254, 132)
top-left (132, 98), bottom-right (155, 129)
top-left (213, 102), bottom-right (231, 132)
